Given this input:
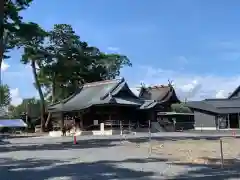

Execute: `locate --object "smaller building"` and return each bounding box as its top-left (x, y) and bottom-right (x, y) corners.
top-left (138, 85), bottom-right (181, 111)
top-left (157, 112), bottom-right (194, 131)
top-left (186, 86), bottom-right (240, 130)
top-left (137, 85), bottom-right (194, 131)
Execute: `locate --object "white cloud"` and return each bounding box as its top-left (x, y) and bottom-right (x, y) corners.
top-left (1, 61), bottom-right (10, 72)
top-left (107, 46), bottom-right (120, 52)
top-left (215, 90), bottom-right (226, 98)
top-left (10, 88), bottom-right (23, 106)
top-left (137, 65), bottom-right (240, 101)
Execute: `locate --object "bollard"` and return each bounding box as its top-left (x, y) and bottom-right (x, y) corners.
top-left (232, 130), bottom-right (236, 138)
top-left (73, 135), bottom-right (77, 144)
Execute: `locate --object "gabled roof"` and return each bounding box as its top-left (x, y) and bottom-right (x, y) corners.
top-left (228, 85), bottom-right (240, 99)
top-left (139, 85), bottom-right (180, 103)
top-left (48, 78), bottom-right (143, 112)
top-left (186, 98), bottom-right (240, 114)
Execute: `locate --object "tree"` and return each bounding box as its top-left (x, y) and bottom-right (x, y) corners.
top-left (1, 0), bottom-right (33, 82)
top-left (19, 22), bottom-right (49, 132)
top-left (8, 97), bottom-right (41, 118)
top-left (171, 103), bottom-right (192, 113)
top-left (36, 24), bottom-right (132, 127)
top-left (0, 84), bottom-right (11, 107)
top-left (39, 24), bottom-right (132, 103)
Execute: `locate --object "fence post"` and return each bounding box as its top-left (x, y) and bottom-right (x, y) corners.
top-left (220, 139), bottom-right (224, 168)
top-left (173, 120), bottom-right (176, 131)
top-left (129, 120), bottom-right (131, 134)
top-left (119, 120), bottom-right (123, 143)
top-left (148, 120), bottom-right (152, 156)
top-left (120, 120), bottom-right (122, 136)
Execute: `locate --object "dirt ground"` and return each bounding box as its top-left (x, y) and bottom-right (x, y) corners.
top-left (148, 137), bottom-right (240, 166)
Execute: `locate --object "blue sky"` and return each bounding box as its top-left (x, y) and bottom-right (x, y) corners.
top-left (2, 0), bottom-right (240, 105)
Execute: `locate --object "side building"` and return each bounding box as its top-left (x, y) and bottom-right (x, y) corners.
top-left (138, 85), bottom-right (194, 131)
top-left (186, 86), bottom-right (240, 130)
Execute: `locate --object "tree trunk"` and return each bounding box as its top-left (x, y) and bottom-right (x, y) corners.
top-left (0, 35), bottom-right (4, 84)
top-left (45, 76), bottom-right (56, 128)
top-left (1, 31), bottom-right (9, 84)
top-left (0, 60), bottom-right (2, 85)
top-left (31, 60), bottom-right (46, 132)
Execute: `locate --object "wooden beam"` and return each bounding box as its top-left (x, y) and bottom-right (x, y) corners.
top-left (227, 114), bottom-right (230, 129)
top-left (238, 113), bottom-right (240, 128)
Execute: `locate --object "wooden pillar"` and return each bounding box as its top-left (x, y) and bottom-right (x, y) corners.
top-left (60, 112), bottom-right (64, 131)
top-left (60, 102), bottom-right (64, 131)
top-left (217, 116), bottom-right (219, 130)
top-left (238, 113), bottom-right (240, 128)
top-left (151, 110), bottom-right (155, 122)
top-left (109, 114), bottom-right (112, 129)
top-left (227, 114), bottom-right (230, 129)
top-left (79, 112), bottom-right (83, 130)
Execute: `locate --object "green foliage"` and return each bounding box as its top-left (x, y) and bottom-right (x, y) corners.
top-left (37, 24), bottom-right (132, 102)
top-left (1, 0), bottom-right (34, 84)
top-left (0, 84), bottom-right (11, 107)
top-left (19, 23), bottom-right (48, 64)
top-left (171, 103), bottom-right (192, 113)
top-left (3, 0), bottom-right (34, 59)
top-left (8, 98), bottom-right (41, 118)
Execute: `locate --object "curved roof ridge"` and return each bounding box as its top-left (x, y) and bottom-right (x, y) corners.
top-left (111, 81), bottom-right (142, 99)
top-left (84, 78), bottom-right (123, 87)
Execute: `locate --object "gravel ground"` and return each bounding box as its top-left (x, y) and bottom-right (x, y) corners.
top-left (0, 133), bottom-right (240, 180)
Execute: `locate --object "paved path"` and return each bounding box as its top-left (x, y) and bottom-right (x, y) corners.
top-left (0, 134), bottom-right (239, 179)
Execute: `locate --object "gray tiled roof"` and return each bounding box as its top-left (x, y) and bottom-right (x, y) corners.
top-left (205, 98), bottom-right (240, 108)
top-left (139, 100), bottom-right (157, 109)
top-left (48, 78), bottom-right (143, 112)
top-left (186, 98), bottom-right (240, 114)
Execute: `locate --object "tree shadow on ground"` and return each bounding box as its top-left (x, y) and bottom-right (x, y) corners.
top-left (0, 134), bottom-right (44, 139)
top-left (126, 136), bottom-right (240, 144)
top-left (0, 157), bottom-right (168, 180)
top-left (0, 138), bottom-right (10, 145)
top-left (0, 138), bottom-right (119, 153)
top-left (1, 134), bottom-right (239, 153)
top-left (169, 157), bottom-right (240, 180)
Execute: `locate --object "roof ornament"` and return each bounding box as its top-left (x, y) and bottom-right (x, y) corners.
top-left (108, 92), bottom-right (112, 99)
top-left (168, 79), bottom-right (174, 88)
